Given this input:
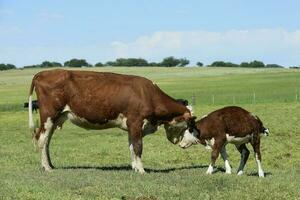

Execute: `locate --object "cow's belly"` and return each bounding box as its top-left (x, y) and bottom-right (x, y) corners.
top-left (226, 134), bottom-right (252, 145)
top-left (62, 105), bottom-right (157, 134)
top-left (62, 105), bottom-right (128, 130)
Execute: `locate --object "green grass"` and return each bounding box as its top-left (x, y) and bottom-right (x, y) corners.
top-left (0, 67), bottom-right (300, 199)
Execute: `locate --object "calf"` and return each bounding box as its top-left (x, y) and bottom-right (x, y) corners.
top-left (179, 106), bottom-right (269, 177)
top-left (28, 69), bottom-right (198, 173)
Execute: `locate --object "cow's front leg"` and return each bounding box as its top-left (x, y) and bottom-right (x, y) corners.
top-left (251, 135), bottom-right (265, 177)
top-left (128, 119), bottom-right (145, 174)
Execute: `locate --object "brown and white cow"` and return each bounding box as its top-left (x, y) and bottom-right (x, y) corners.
top-left (179, 106), bottom-right (269, 177)
top-left (28, 69), bottom-right (197, 173)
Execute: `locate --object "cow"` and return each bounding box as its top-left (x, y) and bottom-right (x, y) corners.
top-left (24, 100), bottom-right (39, 112)
top-left (28, 69), bottom-right (198, 173)
top-left (176, 99), bottom-right (194, 115)
top-left (178, 106), bottom-right (269, 177)
top-left (176, 99), bottom-right (188, 106)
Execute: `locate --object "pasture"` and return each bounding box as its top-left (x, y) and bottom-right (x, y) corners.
top-left (0, 67), bottom-right (300, 200)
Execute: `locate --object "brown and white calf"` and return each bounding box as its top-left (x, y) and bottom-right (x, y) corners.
top-left (179, 106), bottom-right (269, 177)
top-left (28, 69), bottom-right (197, 173)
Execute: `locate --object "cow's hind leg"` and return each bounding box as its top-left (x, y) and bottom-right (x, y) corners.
top-left (220, 145), bottom-right (232, 174)
top-left (235, 143), bottom-right (250, 176)
top-left (128, 119), bottom-right (145, 174)
top-left (36, 117), bottom-right (55, 171)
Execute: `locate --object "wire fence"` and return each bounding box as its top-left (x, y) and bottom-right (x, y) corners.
top-left (0, 90), bottom-right (299, 112)
top-left (190, 91), bottom-right (299, 106)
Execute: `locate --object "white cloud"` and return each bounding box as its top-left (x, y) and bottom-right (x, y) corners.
top-left (110, 29), bottom-right (300, 66)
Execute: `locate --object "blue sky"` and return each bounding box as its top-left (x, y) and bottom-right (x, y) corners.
top-left (1, 0), bottom-right (300, 67)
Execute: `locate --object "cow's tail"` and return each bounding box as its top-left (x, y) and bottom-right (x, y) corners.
top-left (28, 78), bottom-right (35, 130)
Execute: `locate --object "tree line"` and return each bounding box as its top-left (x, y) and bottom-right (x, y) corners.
top-left (1, 56), bottom-right (297, 71)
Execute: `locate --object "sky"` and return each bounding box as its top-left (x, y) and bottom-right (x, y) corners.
top-left (1, 0), bottom-right (300, 67)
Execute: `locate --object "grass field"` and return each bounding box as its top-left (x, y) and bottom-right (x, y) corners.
top-left (0, 67), bottom-right (300, 200)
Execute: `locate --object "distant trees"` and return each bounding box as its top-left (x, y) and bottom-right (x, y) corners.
top-left (95, 62), bottom-right (104, 67)
top-left (209, 60), bottom-right (284, 68)
top-left (209, 61), bottom-right (239, 67)
top-left (23, 61), bottom-right (62, 69)
top-left (4, 57), bottom-right (288, 69)
top-left (160, 56), bottom-right (181, 67)
top-left (0, 63), bottom-right (16, 70)
top-left (196, 62), bottom-right (204, 67)
top-left (64, 59), bottom-right (90, 67)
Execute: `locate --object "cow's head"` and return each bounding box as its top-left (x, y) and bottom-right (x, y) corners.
top-left (164, 113), bottom-right (199, 145)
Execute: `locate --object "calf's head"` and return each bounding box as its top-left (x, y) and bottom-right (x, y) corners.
top-left (164, 113), bottom-right (199, 145)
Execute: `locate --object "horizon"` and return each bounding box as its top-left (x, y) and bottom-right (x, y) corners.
top-left (1, 1), bottom-right (300, 67)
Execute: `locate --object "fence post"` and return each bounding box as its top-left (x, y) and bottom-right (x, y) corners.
top-left (253, 92), bottom-right (256, 104)
top-left (192, 93), bottom-right (196, 106)
top-left (212, 95), bottom-right (215, 105)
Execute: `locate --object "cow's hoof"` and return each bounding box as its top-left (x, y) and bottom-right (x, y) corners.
top-left (206, 165), bottom-right (214, 174)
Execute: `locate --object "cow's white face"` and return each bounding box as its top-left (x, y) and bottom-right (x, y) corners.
top-left (179, 128), bottom-right (199, 148)
top-left (164, 121), bottom-right (187, 144)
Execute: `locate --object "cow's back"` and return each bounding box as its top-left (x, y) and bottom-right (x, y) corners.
top-left (33, 69), bottom-right (160, 123)
top-left (197, 106), bottom-right (260, 138)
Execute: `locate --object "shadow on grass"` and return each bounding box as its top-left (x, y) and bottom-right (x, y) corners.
top-left (247, 172), bottom-right (273, 177)
top-left (59, 164), bottom-right (209, 173)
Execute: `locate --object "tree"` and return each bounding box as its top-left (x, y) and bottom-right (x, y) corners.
top-left (209, 61), bottom-right (238, 67)
top-left (64, 59), bottom-right (89, 67)
top-left (105, 61), bottom-right (116, 66)
top-left (265, 64), bottom-right (284, 68)
top-left (178, 58), bottom-right (190, 67)
top-left (249, 60), bottom-right (265, 68)
top-left (196, 62), bottom-right (203, 67)
top-left (240, 62), bottom-right (250, 68)
top-left (95, 62), bottom-right (104, 67)
top-left (0, 63), bottom-right (16, 70)
top-left (160, 56), bottom-right (181, 67)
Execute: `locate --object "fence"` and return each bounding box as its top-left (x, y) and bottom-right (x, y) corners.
top-left (0, 90), bottom-right (299, 112)
top-left (190, 91), bottom-right (300, 106)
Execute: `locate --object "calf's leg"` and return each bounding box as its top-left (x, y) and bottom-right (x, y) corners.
top-left (235, 143), bottom-right (250, 176)
top-left (220, 145), bottom-right (231, 174)
top-left (206, 138), bottom-right (225, 174)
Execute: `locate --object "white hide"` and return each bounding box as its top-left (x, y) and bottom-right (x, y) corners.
top-left (179, 129), bottom-right (199, 148)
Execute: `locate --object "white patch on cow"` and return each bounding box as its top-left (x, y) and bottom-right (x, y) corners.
top-left (226, 134), bottom-right (252, 145)
top-left (186, 105), bottom-right (194, 115)
top-left (237, 170), bottom-right (243, 176)
top-left (179, 129), bottom-right (199, 148)
top-left (205, 138), bottom-right (215, 148)
top-left (206, 164), bottom-right (214, 174)
top-left (224, 160), bottom-right (232, 174)
top-left (135, 156), bottom-right (145, 174)
top-left (129, 144), bottom-right (136, 169)
top-left (40, 117), bottom-right (54, 171)
top-left (28, 95), bottom-right (34, 129)
top-left (263, 128), bottom-right (269, 136)
top-left (255, 153), bottom-right (265, 177)
top-left (221, 147), bottom-right (232, 174)
top-left (63, 105), bottom-right (129, 131)
top-left (129, 144), bottom-right (145, 174)
top-left (142, 120), bottom-right (157, 136)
